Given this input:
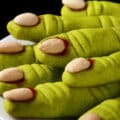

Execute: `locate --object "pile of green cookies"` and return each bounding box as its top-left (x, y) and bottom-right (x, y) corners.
top-left (0, 0), bottom-right (120, 119)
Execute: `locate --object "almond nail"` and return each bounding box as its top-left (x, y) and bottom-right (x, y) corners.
top-left (39, 38), bottom-right (66, 54)
top-left (0, 41), bottom-right (24, 53)
top-left (65, 58), bottom-right (91, 73)
top-left (3, 88), bottom-right (35, 101)
top-left (0, 68), bottom-right (24, 82)
top-left (62, 0), bottom-right (86, 10)
top-left (79, 113), bottom-right (101, 120)
top-left (14, 12), bottom-right (40, 26)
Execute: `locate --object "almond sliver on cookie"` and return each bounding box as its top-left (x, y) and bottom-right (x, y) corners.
top-left (3, 88), bottom-right (35, 101)
top-left (65, 58), bottom-right (91, 73)
top-left (14, 12), bottom-right (40, 26)
top-left (62, 0), bottom-right (86, 10)
top-left (79, 113), bottom-right (101, 120)
top-left (0, 68), bottom-right (24, 82)
top-left (39, 38), bottom-right (67, 54)
top-left (0, 41), bottom-right (24, 53)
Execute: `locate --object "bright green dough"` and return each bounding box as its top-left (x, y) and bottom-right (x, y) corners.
top-left (63, 51), bottom-right (120, 87)
top-left (7, 14), bottom-right (63, 42)
top-left (4, 81), bottom-right (120, 118)
top-left (35, 27), bottom-right (120, 67)
top-left (79, 97), bottom-right (120, 120)
top-left (0, 64), bottom-right (62, 95)
top-left (7, 14), bottom-right (120, 42)
top-left (61, 1), bottom-right (120, 17)
top-left (0, 46), bottom-right (35, 71)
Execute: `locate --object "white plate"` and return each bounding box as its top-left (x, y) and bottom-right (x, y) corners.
top-left (1, 35), bottom-right (35, 46)
top-left (0, 35), bottom-right (75, 120)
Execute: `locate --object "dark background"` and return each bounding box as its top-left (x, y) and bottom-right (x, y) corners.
top-left (0, 0), bottom-right (120, 39)
top-left (0, 0), bottom-right (62, 39)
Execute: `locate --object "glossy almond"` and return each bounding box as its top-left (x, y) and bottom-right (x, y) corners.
top-left (0, 68), bottom-right (24, 82)
top-left (65, 58), bottom-right (91, 73)
top-left (0, 41), bottom-right (24, 53)
top-left (14, 12), bottom-right (40, 26)
top-left (39, 38), bottom-right (66, 54)
top-left (79, 113), bottom-right (101, 120)
top-left (62, 0), bottom-right (86, 10)
top-left (3, 88), bottom-right (34, 101)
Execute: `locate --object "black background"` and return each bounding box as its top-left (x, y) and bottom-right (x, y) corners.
top-left (0, 0), bottom-right (62, 39)
top-left (0, 0), bottom-right (120, 39)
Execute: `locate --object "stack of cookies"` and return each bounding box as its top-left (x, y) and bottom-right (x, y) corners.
top-left (0, 0), bottom-right (120, 120)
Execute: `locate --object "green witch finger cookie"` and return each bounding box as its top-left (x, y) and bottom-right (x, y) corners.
top-left (35, 27), bottom-right (120, 67)
top-left (78, 97), bottom-right (120, 120)
top-left (3, 81), bottom-right (120, 118)
top-left (62, 51), bottom-right (120, 87)
top-left (0, 64), bottom-right (62, 95)
top-left (0, 40), bottom-right (35, 70)
top-left (7, 12), bottom-right (120, 42)
top-left (61, 0), bottom-right (120, 17)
